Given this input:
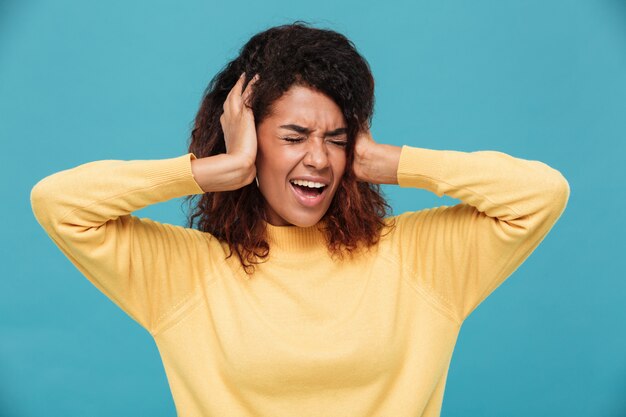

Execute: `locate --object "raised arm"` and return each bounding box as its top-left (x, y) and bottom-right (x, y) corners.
top-left (30, 154), bottom-right (218, 333)
top-left (30, 73), bottom-right (260, 333)
top-left (354, 132), bottom-right (570, 323)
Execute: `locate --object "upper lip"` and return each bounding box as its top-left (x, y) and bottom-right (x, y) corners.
top-left (289, 176), bottom-right (331, 186)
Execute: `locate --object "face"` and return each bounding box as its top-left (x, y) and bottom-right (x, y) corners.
top-left (255, 84), bottom-right (348, 227)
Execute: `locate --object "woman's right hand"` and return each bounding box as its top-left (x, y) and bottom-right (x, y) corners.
top-left (191, 72), bottom-right (260, 193)
top-left (220, 72), bottom-right (260, 170)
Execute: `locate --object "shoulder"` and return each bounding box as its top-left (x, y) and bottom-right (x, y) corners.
top-left (129, 216), bottom-right (224, 252)
top-left (380, 204), bottom-right (476, 244)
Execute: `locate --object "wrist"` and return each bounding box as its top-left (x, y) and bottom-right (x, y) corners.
top-left (191, 154), bottom-right (256, 192)
top-left (362, 143), bottom-right (401, 185)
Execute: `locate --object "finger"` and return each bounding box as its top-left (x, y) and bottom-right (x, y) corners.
top-left (243, 73), bottom-right (260, 93)
top-left (232, 72), bottom-right (246, 97)
top-left (233, 72), bottom-right (251, 109)
top-left (242, 74), bottom-right (260, 107)
top-left (224, 73), bottom-right (246, 111)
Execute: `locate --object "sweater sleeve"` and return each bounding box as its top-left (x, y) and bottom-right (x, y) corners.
top-left (30, 153), bottom-right (212, 333)
top-left (391, 145), bottom-right (570, 323)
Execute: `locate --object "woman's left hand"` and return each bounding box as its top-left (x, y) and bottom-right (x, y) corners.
top-left (352, 128), bottom-right (401, 185)
top-left (352, 128), bottom-right (378, 183)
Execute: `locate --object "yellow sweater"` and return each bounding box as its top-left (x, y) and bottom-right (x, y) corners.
top-left (30, 145), bottom-right (569, 417)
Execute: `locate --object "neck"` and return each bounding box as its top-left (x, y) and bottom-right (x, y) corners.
top-left (263, 220), bottom-right (329, 259)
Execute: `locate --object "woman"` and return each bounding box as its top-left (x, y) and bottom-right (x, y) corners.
top-left (31, 21), bottom-right (569, 417)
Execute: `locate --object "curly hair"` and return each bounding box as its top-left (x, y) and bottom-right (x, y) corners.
top-left (184, 20), bottom-right (394, 275)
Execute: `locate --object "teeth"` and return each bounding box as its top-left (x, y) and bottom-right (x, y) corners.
top-left (290, 179), bottom-right (326, 188)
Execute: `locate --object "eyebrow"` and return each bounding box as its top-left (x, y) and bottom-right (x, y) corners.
top-left (279, 124), bottom-right (348, 137)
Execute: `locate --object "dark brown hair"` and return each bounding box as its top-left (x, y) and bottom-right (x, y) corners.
top-left (184, 20), bottom-right (394, 274)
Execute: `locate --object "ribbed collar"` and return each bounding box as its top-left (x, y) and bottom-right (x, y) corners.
top-left (263, 219), bottom-right (330, 260)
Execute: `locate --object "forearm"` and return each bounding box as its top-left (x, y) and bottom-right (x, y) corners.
top-left (30, 153), bottom-right (204, 232)
top-left (190, 153), bottom-right (256, 192)
top-left (396, 145), bottom-right (570, 222)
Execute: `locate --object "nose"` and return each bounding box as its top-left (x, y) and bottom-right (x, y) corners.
top-left (303, 137), bottom-right (330, 170)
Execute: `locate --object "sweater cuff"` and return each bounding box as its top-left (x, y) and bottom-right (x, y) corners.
top-left (143, 152), bottom-right (205, 196)
top-left (396, 145), bottom-right (447, 197)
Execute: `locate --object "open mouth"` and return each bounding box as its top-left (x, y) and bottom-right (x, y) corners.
top-left (289, 180), bottom-right (327, 198)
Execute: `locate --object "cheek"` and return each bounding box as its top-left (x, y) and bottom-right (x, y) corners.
top-left (256, 148), bottom-right (297, 185)
top-left (332, 151), bottom-right (348, 176)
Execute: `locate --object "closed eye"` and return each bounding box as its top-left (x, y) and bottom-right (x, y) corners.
top-left (281, 137), bottom-right (347, 147)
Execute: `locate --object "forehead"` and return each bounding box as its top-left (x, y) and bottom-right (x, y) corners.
top-left (268, 85), bottom-right (345, 128)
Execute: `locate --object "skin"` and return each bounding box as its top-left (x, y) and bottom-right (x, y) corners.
top-left (190, 72), bottom-right (402, 226)
top-left (255, 84), bottom-right (349, 227)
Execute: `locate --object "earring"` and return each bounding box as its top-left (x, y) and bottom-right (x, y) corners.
top-left (255, 176), bottom-right (259, 187)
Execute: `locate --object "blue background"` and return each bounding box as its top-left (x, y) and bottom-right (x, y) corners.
top-left (1, 0), bottom-right (625, 416)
